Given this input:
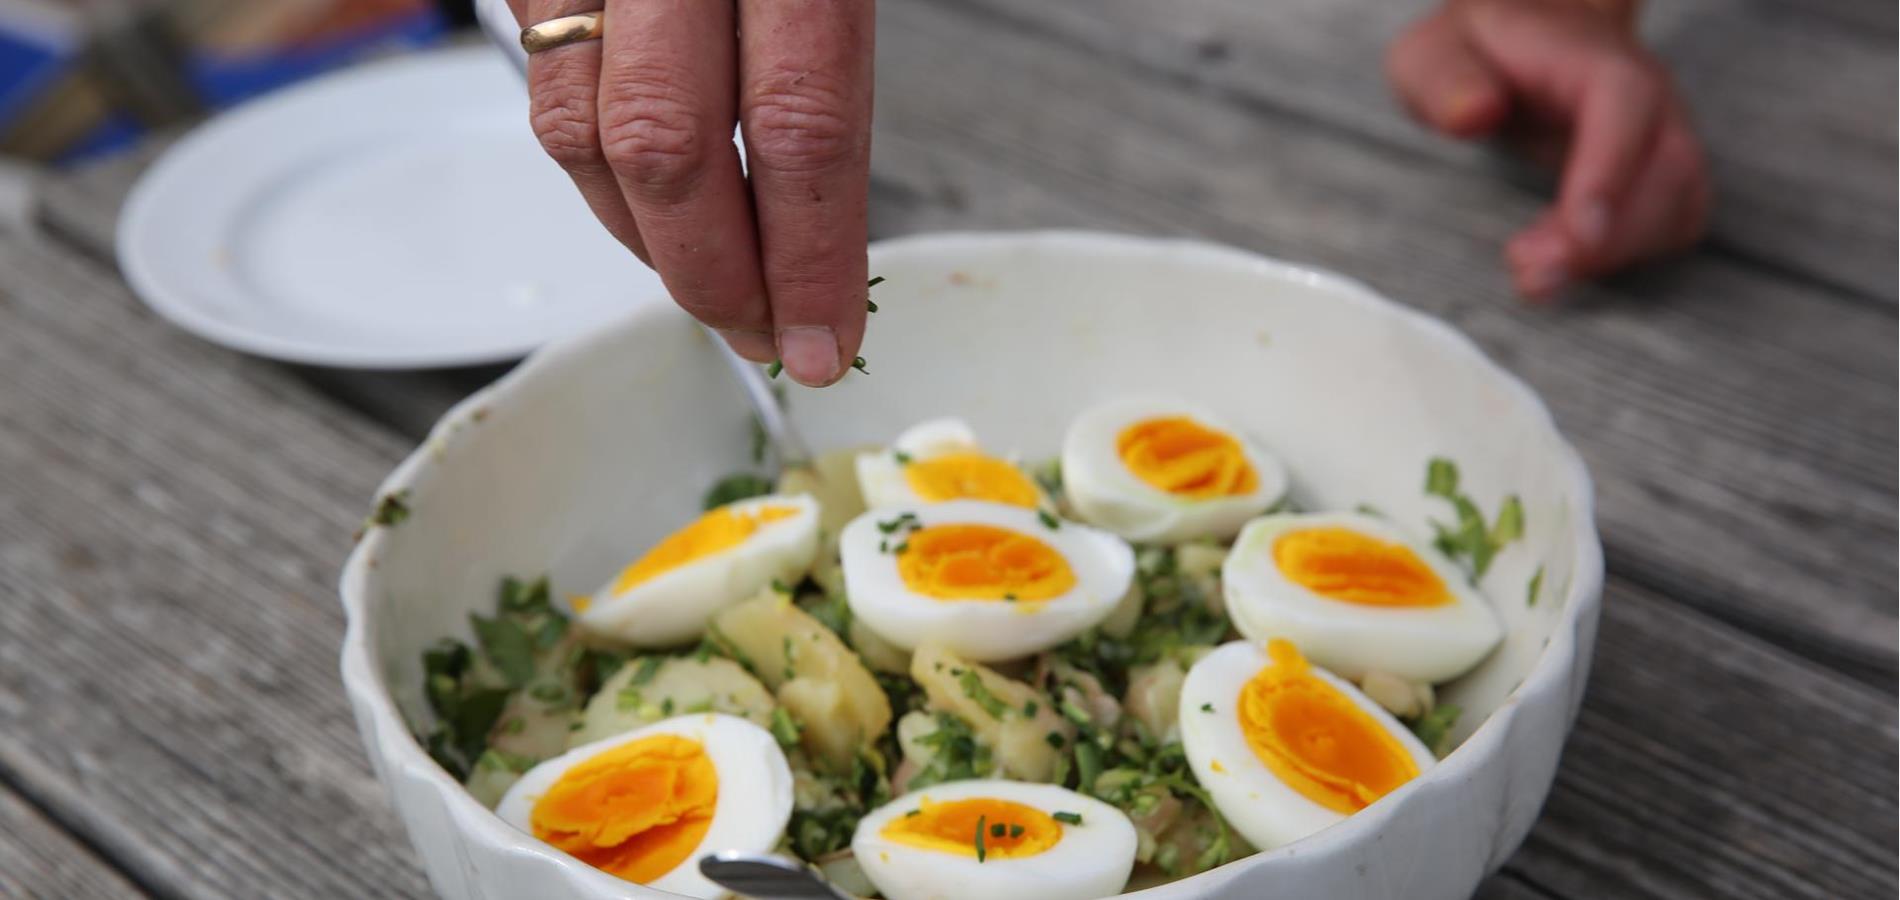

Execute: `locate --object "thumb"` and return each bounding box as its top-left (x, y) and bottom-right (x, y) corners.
top-left (1385, 11), bottom-right (1510, 138)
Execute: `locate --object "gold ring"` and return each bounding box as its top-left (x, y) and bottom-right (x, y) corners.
top-left (521, 12), bottom-right (603, 54)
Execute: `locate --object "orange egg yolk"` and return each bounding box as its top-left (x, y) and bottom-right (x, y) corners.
top-left (896, 524), bottom-right (1077, 601)
top-left (902, 452), bottom-right (1042, 507)
top-left (530, 735), bottom-right (717, 884)
top-left (612, 504), bottom-right (798, 594)
top-left (880, 797), bottom-right (1064, 859)
top-left (1238, 640), bottom-right (1420, 814)
top-left (1272, 527), bottom-right (1452, 607)
top-left (1116, 416), bottom-right (1259, 499)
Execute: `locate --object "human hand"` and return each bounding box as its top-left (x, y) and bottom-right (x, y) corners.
top-left (508, 0), bottom-right (873, 385)
top-left (1386, 0), bottom-right (1711, 299)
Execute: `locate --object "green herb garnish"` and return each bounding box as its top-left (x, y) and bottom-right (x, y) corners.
top-left (989, 823), bottom-right (1006, 838)
top-left (1527, 565), bottom-right (1545, 607)
top-left (974, 816), bottom-right (988, 861)
top-left (469, 613), bottom-right (535, 688)
top-left (1410, 704), bottom-right (1462, 757)
top-left (370, 490), bottom-right (411, 526)
top-left (1052, 811), bottom-right (1083, 825)
top-left (893, 450), bottom-right (913, 465)
top-left (1023, 700), bottom-right (1039, 718)
top-left (1200, 703), bottom-right (1214, 713)
top-left (957, 669), bottom-right (1010, 719)
top-left (1009, 824), bottom-right (1024, 838)
top-left (702, 472), bottom-right (774, 510)
top-left (766, 360), bottom-right (783, 379)
top-left (770, 707), bottom-right (803, 749)
top-left (852, 356), bottom-right (869, 374)
top-left (629, 655), bottom-right (664, 686)
top-left (1037, 508), bottom-right (1061, 530)
top-left (1423, 458), bottom-right (1524, 578)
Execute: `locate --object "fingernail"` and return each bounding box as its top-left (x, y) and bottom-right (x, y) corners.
top-left (719, 329), bottom-right (777, 363)
top-left (778, 326), bottom-right (840, 386)
top-left (1569, 200), bottom-right (1609, 250)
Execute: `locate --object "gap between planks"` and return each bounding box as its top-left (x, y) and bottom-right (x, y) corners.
top-left (1, 214), bottom-right (1894, 900)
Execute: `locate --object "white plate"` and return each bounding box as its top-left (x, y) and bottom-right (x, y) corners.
top-left (118, 45), bottom-right (664, 369)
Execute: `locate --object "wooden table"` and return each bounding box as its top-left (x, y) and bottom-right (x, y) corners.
top-left (2, 1), bottom-right (1894, 897)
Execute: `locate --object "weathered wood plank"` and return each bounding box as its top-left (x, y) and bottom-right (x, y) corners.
top-left (0, 232), bottom-right (428, 899)
top-left (36, 28), bottom-right (1900, 676)
top-left (1518, 578), bottom-right (1897, 899)
top-left (863, 0), bottom-right (1897, 673)
top-left (2, 210), bottom-right (1893, 900)
top-left (905, 0), bottom-right (1898, 300)
top-left (0, 786), bottom-right (148, 900)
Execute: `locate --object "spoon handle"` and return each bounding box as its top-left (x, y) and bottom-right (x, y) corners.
top-left (699, 851), bottom-right (853, 899)
top-left (703, 325), bottom-right (813, 470)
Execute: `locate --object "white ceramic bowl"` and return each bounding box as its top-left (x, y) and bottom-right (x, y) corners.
top-left (339, 232), bottom-right (1602, 900)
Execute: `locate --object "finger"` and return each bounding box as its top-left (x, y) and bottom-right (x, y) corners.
top-left (739, 0), bottom-right (875, 387)
top-left (522, 0), bottom-right (651, 267)
top-left (1505, 209), bottom-right (1572, 301)
top-left (597, 0), bottom-right (776, 362)
top-left (1554, 57), bottom-right (1666, 253)
top-left (1572, 116), bottom-right (1711, 274)
top-left (1385, 11), bottom-right (1509, 138)
top-left (1457, 0), bottom-right (1663, 253)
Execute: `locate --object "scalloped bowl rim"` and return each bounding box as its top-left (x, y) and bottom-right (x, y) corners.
top-left (339, 230), bottom-right (1603, 899)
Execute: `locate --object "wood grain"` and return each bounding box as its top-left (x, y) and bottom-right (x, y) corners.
top-left (2, 200), bottom-right (1893, 899)
top-left (863, 0), bottom-right (1898, 673)
top-left (38, 11), bottom-right (1900, 673)
top-left (900, 0), bottom-right (1899, 300)
top-left (0, 787), bottom-right (147, 900)
top-left (0, 232), bottom-right (428, 899)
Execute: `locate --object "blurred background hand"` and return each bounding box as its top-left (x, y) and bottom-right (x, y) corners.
top-left (505, 0), bottom-right (874, 385)
top-left (1387, 0), bottom-right (1711, 300)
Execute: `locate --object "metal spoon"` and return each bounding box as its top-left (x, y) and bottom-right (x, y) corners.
top-left (702, 324), bottom-right (812, 470)
top-left (699, 851), bottom-right (853, 899)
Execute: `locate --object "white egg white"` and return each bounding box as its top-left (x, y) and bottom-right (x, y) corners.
top-left (1060, 396), bottom-right (1288, 544)
top-left (1177, 641), bottom-right (1435, 852)
top-left (851, 779), bottom-right (1138, 900)
top-left (496, 713), bottom-right (795, 899)
top-left (1221, 511), bottom-right (1503, 682)
top-left (578, 493), bottom-right (820, 646)
top-left (855, 418), bottom-right (1043, 510)
top-left (839, 501), bottom-right (1134, 662)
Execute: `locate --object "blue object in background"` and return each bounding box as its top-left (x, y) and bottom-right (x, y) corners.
top-left (187, 7), bottom-right (449, 108)
top-left (0, 6), bottom-right (78, 133)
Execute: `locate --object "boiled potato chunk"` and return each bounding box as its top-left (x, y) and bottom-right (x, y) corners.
top-left (713, 588), bottom-right (892, 773)
top-left (909, 642), bottom-right (1074, 782)
top-left (777, 446), bottom-right (874, 555)
top-left (569, 654), bottom-right (775, 748)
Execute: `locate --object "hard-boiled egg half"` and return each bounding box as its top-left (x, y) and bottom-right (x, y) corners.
top-left (497, 713), bottom-right (794, 898)
top-left (1061, 396), bottom-right (1288, 544)
top-left (856, 418), bottom-right (1046, 510)
top-left (839, 501), bottom-right (1134, 662)
top-left (1179, 640), bottom-right (1434, 851)
top-left (575, 494), bottom-right (819, 646)
top-left (1221, 511), bottom-right (1502, 682)
top-left (852, 778), bottom-right (1138, 900)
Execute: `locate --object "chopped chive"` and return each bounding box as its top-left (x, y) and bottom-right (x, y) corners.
top-left (906, 808), bottom-right (922, 817)
top-left (1045, 731), bottom-right (1066, 749)
top-left (1023, 700), bottom-right (1039, 718)
top-left (866, 298), bottom-right (878, 313)
top-left (893, 450), bottom-right (913, 464)
top-left (1003, 593), bottom-right (1018, 602)
top-left (852, 356), bottom-right (869, 374)
top-left (1037, 509), bottom-right (1061, 530)
top-left (974, 816), bottom-right (988, 862)
top-left (892, 541), bottom-right (909, 555)
top-left (661, 697), bottom-right (675, 715)
top-left (766, 360), bottom-right (783, 379)
top-left (1009, 824), bottom-right (1024, 839)
top-left (630, 655), bottom-right (664, 686)
top-left (990, 823), bottom-right (1006, 838)
top-left (1527, 565), bottom-right (1545, 607)
top-left (868, 275), bottom-right (886, 288)
top-left (1053, 811), bottom-right (1083, 825)
top-left (1200, 702), bottom-right (1214, 713)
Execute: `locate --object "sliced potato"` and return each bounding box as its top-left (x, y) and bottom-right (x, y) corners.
top-left (1124, 658), bottom-right (1187, 743)
top-left (569, 654), bottom-right (775, 748)
top-left (777, 446), bottom-right (874, 556)
top-left (714, 588), bottom-right (892, 773)
top-left (1100, 582), bottom-right (1144, 639)
top-left (910, 642), bottom-right (1074, 782)
top-left (848, 618), bottom-right (911, 675)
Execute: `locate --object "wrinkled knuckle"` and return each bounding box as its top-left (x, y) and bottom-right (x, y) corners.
top-left (745, 72), bottom-right (861, 174)
top-left (598, 84), bottom-right (712, 191)
top-left (529, 89), bottom-right (602, 170)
